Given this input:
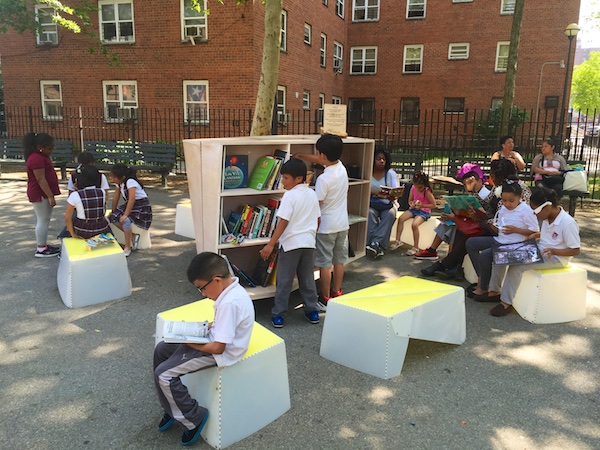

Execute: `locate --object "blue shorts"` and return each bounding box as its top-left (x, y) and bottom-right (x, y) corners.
top-left (408, 208), bottom-right (431, 221)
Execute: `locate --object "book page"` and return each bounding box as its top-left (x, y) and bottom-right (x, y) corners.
top-left (163, 320), bottom-right (210, 344)
top-left (443, 195), bottom-right (482, 215)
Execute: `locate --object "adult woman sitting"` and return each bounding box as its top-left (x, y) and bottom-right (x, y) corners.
top-left (366, 148), bottom-right (400, 259)
top-left (531, 137), bottom-right (568, 198)
top-left (488, 187), bottom-right (580, 317)
top-left (491, 135), bottom-right (526, 171)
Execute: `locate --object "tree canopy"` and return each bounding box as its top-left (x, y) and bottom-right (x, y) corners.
top-left (571, 51), bottom-right (600, 114)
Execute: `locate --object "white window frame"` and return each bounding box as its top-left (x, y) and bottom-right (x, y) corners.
top-left (336, 0), bottom-right (345, 18)
top-left (280, 10), bottom-right (287, 52)
top-left (452, 0), bottom-right (473, 3)
top-left (35, 4), bottom-right (58, 45)
top-left (181, 0), bottom-right (207, 42)
top-left (350, 46), bottom-right (377, 75)
top-left (332, 96), bottom-right (342, 104)
top-left (319, 93), bottom-right (326, 110)
top-left (40, 80), bottom-right (62, 120)
top-left (400, 97), bottom-right (420, 125)
top-left (102, 80), bottom-right (138, 122)
top-left (501, 0), bottom-right (516, 15)
top-left (448, 43), bottom-right (470, 60)
top-left (406, 0), bottom-right (426, 19)
top-left (303, 91), bottom-right (310, 110)
top-left (276, 86), bottom-right (286, 123)
top-left (495, 41), bottom-right (510, 72)
top-left (320, 33), bottom-right (327, 67)
top-left (304, 23), bottom-right (312, 45)
top-left (99, 0), bottom-right (135, 44)
top-left (444, 97), bottom-right (465, 114)
top-left (323, 0), bottom-right (328, 5)
top-left (491, 98), bottom-right (503, 110)
top-left (333, 41), bottom-right (344, 72)
top-left (183, 81), bottom-right (209, 124)
top-left (352, 0), bottom-right (380, 22)
top-left (403, 44), bottom-right (423, 73)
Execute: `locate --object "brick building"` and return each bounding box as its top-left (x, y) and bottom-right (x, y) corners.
top-left (0, 0), bottom-right (580, 135)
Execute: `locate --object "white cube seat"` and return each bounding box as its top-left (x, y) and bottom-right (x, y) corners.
top-left (512, 265), bottom-right (587, 324)
top-left (57, 236), bottom-right (132, 308)
top-left (155, 299), bottom-right (290, 449)
top-left (106, 210), bottom-right (152, 249)
top-left (462, 254), bottom-right (478, 284)
top-left (390, 211), bottom-right (440, 249)
top-left (320, 276), bottom-right (465, 379)
top-left (175, 202), bottom-right (195, 239)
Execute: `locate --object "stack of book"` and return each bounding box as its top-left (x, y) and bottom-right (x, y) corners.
top-left (248, 149), bottom-right (288, 191)
top-left (225, 197), bottom-right (281, 240)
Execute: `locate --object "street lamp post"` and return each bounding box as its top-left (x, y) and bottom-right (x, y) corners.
top-left (557, 23), bottom-right (580, 152)
top-left (535, 60), bottom-right (564, 134)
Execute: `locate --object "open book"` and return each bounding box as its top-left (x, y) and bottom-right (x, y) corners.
top-left (162, 320), bottom-right (210, 344)
top-left (85, 233), bottom-right (115, 250)
top-left (492, 238), bottom-right (543, 266)
top-left (443, 195), bottom-right (482, 215)
top-left (379, 185), bottom-right (405, 199)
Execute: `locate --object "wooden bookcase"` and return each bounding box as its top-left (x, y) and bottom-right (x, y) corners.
top-left (183, 135), bottom-right (374, 299)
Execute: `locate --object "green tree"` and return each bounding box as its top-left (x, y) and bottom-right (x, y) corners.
top-left (571, 51), bottom-right (600, 114)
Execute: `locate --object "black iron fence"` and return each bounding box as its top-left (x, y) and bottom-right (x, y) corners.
top-left (3, 105), bottom-right (599, 196)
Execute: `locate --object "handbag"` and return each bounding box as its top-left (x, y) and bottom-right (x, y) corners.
top-left (453, 214), bottom-right (484, 237)
top-left (563, 169), bottom-right (588, 192)
top-left (370, 198), bottom-right (394, 211)
top-left (541, 173), bottom-right (564, 187)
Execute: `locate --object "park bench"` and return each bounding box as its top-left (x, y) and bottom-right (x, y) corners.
top-left (562, 159), bottom-right (589, 217)
top-left (0, 137), bottom-right (74, 180)
top-left (83, 140), bottom-right (177, 187)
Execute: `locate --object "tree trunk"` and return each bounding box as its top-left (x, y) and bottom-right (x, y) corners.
top-left (499, 0), bottom-right (525, 136)
top-left (250, 0), bottom-right (282, 136)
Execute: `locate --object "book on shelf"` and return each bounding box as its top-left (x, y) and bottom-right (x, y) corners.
top-left (239, 204), bottom-right (253, 235)
top-left (231, 262), bottom-right (257, 287)
top-left (272, 149), bottom-right (289, 189)
top-left (162, 320), bottom-right (210, 344)
top-left (223, 154), bottom-right (249, 189)
top-left (492, 238), bottom-right (543, 266)
top-left (251, 206), bottom-right (267, 239)
top-left (226, 210), bottom-right (243, 234)
top-left (248, 156), bottom-right (278, 190)
top-left (252, 245), bottom-right (279, 287)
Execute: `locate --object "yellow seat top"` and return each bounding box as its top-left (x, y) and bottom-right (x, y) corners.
top-left (332, 276), bottom-right (461, 316)
top-left (159, 299), bottom-right (282, 359)
top-left (63, 235), bottom-right (123, 260)
top-left (178, 202), bottom-right (192, 209)
top-left (533, 265), bottom-right (580, 275)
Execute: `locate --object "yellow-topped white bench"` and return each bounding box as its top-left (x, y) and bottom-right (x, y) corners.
top-left (320, 276), bottom-right (465, 379)
top-left (155, 299), bottom-right (290, 449)
top-left (105, 210), bottom-right (152, 249)
top-left (56, 236), bottom-right (132, 308)
top-left (175, 202), bottom-right (195, 239)
top-left (512, 265), bottom-right (587, 324)
top-left (390, 212), bottom-right (440, 249)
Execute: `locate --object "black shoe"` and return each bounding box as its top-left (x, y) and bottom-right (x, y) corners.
top-left (366, 242), bottom-right (378, 258)
top-left (158, 413), bottom-right (174, 431)
top-left (435, 265), bottom-right (464, 280)
top-left (375, 243), bottom-right (385, 259)
top-left (421, 261), bottom-right (444, 277)
top-left (181, 408), bottom-right (209, 446)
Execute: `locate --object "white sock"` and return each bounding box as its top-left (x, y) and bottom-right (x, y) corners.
top-left (37, 246), bottom-right (47, 252)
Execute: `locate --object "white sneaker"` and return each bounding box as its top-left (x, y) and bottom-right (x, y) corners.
top-left (124, 249), bottom-right (131, 257)
top-left (388, 241), bottom-right (403, 251)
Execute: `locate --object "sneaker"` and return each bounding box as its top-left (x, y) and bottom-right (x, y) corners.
top-left (48, 244), bottom-right (61, 251)
top-left (317, 295), bottom-right (330, 311)
top-left (388, 240), bottom-right (403, 251)
top-left (421, 261), bottom-right (444, 277)
top-left (271, 316), bottom-right (284, 328)
top-left (375, 243), bottom-right (385, 259)
top-left (435, 265), bottom-right (464, 280)
top-left (158, 413), bottom-right (174, 432)
top-left (304, 310), bottom-right (320, 324)
top-left (329, 289), bottom-right (343, 298)
top-left (181, 408), bottom-right (209, 446)
top-left (413, 248), bottom-right (439, 261)
top-left (34, 246), bottom-right (60, 258)
top-left (405, 247), bottom-right (419, 256)
top-left (123, 249), bottom-right (132, 257)
top-left (132, 233), bottom-right (141, 251)
top-left (366, 242), bottom-right (378, 258)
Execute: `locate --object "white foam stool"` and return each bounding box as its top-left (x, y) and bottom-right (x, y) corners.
top-left (512, 265), bottom-right (587, 324)
top-left (390, 211), bottom-right (440, 249)
top-left (155, 299), bottom-right (291, 449)
top-left (320, 276), bottom-right (465, 379)
top-left (106, 211), bottom-right (152, 249)
top-left (462, 255), bottom-right (478, 284)
top-left (175, 202), bottom-right (195, 239)
top-left (57, 236), bottom-right (132, 308)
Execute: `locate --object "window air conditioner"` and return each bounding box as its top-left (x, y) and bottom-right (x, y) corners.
top-left (116, 108), bottom-right (137, 120)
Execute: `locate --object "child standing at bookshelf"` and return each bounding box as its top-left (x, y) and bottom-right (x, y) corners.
top-left (259, 158), bottom-right (321, 328)
top-left (294, 134), bottom-right (349, 310)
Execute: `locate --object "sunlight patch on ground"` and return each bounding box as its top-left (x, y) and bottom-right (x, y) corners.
top-left (491, 426), bottom-right (596, 450)
top-left (536, 408), bottom-right (600, 438)
top-left (89, 340), bottom-right (125, 358)
top-left (563, 370), bottom-right (599, 394)
top-left (367, 386), bottom-right (395, 405)
top-left (337, 426), bottom-right (357, 439)
top-left (8, 377), bottom-right (58, 398)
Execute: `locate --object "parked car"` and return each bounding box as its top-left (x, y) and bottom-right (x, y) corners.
top-left (585, 124), bottom-right (600, 137)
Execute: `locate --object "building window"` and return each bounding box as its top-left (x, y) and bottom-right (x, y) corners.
top-left (400, 98), bottom-right (420, 125)
top-left (495, 41), bottom-right (510, 72)
top-left (276, 86), bottom-right (286, 123)
top-left (407, 0), bottom-right (426, 19)
top-left (184, 81), bottom-right (209, 123)
top-left (320, 33), bottom-right (327, 67)
top-left (545, 96), bottom-right (559, 109)
top-left (403, 45), bottom-right (423, 73)
top-left (444, 97), bottom-right (465, 113)
top-left (181, 0), bottom-right (207, 41)
top-left (501, 0), bottom-right (515, 15)
top-left (448, 43), bottom-right (469, 60)
top-left (323, 0), bottom-right (328, 4)
top-left (452, 0), bottom-right (473, 3)
top-left (350, 46), bottom-right (377, 74)
top-left (303, 91), bottom-right (311, 109)
top-left (40, 81), bottom-right (62, 120)
top-left (332, 96), bottom-right (342, 104)
top-left (353, 0), bottom-right (380, 22)
top-left (304, 23), bottom-right (312, 45)
top-left (280, 10), bottom-right (287, 52)
top-left (318, 93), bottom-right (326, 121)
top-left (491, 98), bottom-right (503, 110)
top-left (349, 98), bottom-right (375, 124)
top-left (99, 0), bottom-right (134, 43)
top-left (336, 0), bottom-right (345, 18)
top-left (333, 41), bottom-right (344, 72)
top-left (35, 5), bottom-right (58, 45)
top-left (103, 81), bottom-right (138, 121)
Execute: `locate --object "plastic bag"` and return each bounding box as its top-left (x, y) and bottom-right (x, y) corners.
top-left (563, 169), bottom-right (588, 193)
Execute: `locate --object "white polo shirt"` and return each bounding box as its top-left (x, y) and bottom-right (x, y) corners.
top-left (494, 201), bottom-right (539, 244)
top-left (208, 277), bottom-right (255, 367)
top-left (539, 207), bottom-right (580, 266)
top-left (277, 183), bottom-right (320, 252)
top-left (315, 160), bottom-right (349, 234)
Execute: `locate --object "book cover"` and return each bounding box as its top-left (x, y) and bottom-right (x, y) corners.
top-left (492, 238), bottom-right (543, 266)
top-left (379, 185), bottom-right (405, 199)
top-left (226, 211), bottom-right (242, 234)
top-left (259, 207), bottom-right (273, 238)
top-left (231, 263), bottom-right (257, 287)
top-left (251, 206), bottom-right (266, 239)
top-left (223, 154), bottom-right (249, 189)
top-left (239, 205), bottom-right (253, 235)
top-left (252, 245), bottom-right (278, 287)
top-left (264, 158), bottom-right (282, 190)
top-left (443, 195), bottom-right (482, 215)
top-left (248, 156), bottom-right (278, 191)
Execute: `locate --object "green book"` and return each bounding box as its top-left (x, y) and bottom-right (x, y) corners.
top-left (248, 156), bottom-right (277, 191)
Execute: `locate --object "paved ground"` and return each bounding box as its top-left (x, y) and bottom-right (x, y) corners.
top-left (0, 174), bottom-right (599, 450)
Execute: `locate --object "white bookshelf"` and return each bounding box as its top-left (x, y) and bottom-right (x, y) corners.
top-left (183, 135), bottom-right (374, 300)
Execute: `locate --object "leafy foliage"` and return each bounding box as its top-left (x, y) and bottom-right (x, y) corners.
top-left (572, 51), bottom-right (600, 114)
top-left (474, 106), bottom-right (529, 141)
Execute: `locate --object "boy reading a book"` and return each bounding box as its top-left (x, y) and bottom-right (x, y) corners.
top-left (259, 158), bottom-right (321, 328)
top-left (153, 252), bottom-right (255, 446)
top-left (294, 133), bottom-right (349, 310)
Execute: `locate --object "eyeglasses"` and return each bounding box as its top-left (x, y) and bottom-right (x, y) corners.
top-left (196, 275), bottom-right (228, 293)
top-left (533, 201), bottom-right (552, 215)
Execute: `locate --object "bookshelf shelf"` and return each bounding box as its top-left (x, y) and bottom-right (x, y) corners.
top-left (183, 135), bottom-right (375, 300)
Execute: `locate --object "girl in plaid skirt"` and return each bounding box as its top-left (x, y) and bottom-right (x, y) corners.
top-left (109, 164), bottom-right (153, 256)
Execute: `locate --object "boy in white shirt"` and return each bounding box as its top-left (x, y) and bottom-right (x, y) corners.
top-left (259, 158), bottom-right (321, 328)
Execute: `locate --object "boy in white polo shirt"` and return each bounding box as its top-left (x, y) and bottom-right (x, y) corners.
top-left (259, 158), bottom-right (321, 328)
top-left (294, 134), bottom-right (348, 310)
